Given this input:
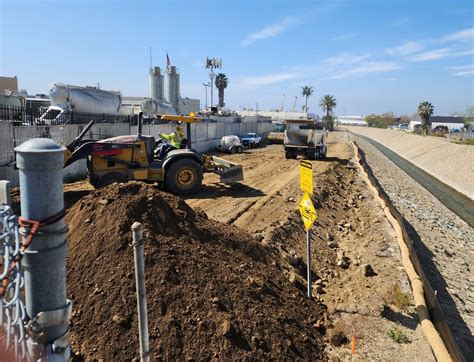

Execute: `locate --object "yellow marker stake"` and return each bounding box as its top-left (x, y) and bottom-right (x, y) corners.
top-left (300, 160), bottom-right (313, 195)
top-left (299, 192), bottom-right (318, 298)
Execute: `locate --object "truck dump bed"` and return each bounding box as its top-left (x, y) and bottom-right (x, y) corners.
top-left (284, 120), bottom-right (325, 148)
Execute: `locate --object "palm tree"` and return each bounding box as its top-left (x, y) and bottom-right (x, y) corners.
top-left (319, 94), bottom-right (337, 130)
top-left (301, 86), bottom-right (313, 112)
top-left (417, 101), bottom-right (434, 135)
top-left (215, 73), bottom-right (228, 108)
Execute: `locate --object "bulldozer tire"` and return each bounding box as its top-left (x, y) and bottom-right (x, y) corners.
top-left (98, 172), bottom-right (128, 187)
top-left (165, 158), bottom-right (203, 195)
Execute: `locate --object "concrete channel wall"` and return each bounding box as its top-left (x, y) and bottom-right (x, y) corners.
top-left (1, 120), bottom-right (273, 186)
top-left (346, 126), bottom-right (474, 200)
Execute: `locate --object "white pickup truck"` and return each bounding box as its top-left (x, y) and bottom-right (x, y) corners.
top-left (239, 133), bottom-right (261, 148)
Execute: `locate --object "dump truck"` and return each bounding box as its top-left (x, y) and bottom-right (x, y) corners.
top-left (63, 114), bottom-right (243, 194)
top-left (284, 119), bottom-right (327, 160)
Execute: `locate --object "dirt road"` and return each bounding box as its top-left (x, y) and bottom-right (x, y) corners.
top-left (185, 137), bottom-right (351, 236)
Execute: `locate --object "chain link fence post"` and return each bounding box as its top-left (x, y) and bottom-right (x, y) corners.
top-left (15, 138), bottom-right (71, 360)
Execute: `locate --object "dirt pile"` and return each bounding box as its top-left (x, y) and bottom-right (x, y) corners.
top-left (66, 182), bottom-right (326, 360)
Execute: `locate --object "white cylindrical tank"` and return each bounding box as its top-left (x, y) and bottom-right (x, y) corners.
top-left (148, 67), bottom-right (164, 101)
top-left (141, 98), bottom-right (177, 116)
top-left (49, 83), bottom-right (122, 114)
top-left (221, 135), bottom-right (241, 149)
top-left (165, 66), bottom-right (180, 110)
top-left (0, 91), bottom-right (26, 108)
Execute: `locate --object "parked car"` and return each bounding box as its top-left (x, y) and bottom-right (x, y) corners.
top-left (239, 133), bottom-right (261, 147)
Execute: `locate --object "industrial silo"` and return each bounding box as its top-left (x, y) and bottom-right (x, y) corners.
top-left (165, 66), bottom-right (180, 110)
top-left (148, 67), bottom-right (164, 101)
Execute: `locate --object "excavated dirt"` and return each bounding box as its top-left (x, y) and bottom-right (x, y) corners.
top-left (66, 182), bottom-right (326, 360)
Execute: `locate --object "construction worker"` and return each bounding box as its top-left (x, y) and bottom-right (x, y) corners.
top-left (156, 124), bottom-right (187, 159)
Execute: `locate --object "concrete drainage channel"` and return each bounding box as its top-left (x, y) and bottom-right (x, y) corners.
top-left (353, 134), bottom-right (474, 228)
top-left (353, 142), bottom-right (463, 361)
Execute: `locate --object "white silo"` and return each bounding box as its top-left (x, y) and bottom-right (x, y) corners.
top-left (165, 66), bottom-right (180, 110)
top-left (148, 67), bottom-right (164, 101)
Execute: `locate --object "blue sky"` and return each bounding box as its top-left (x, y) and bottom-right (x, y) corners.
top-left (1, 0), bottom-right (473, 116)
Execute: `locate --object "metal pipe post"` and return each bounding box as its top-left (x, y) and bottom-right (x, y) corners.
top-left (15, 138), bottom-right (70, 360)
top-left (132, 222), bottom-right (150, 362)
top-left (306, 230), bottom-right (312, 299)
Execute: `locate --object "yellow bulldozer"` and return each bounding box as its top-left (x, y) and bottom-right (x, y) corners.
top-left (63, 114), bottom-right (243, 194)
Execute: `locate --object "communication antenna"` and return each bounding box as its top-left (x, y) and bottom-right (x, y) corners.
top-left (205, 57), bottom-right (222, 107)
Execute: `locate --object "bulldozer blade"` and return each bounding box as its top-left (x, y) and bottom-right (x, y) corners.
top-left (220, 165), bottom-right (244, 184)
top-left (211, 156), bottom-right (244, 184)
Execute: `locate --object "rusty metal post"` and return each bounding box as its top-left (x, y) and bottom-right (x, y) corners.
top-left (131, 222), bottom-right (150, 362)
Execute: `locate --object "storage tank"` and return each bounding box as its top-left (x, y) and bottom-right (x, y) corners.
top-left (149, 67), bottom-right (164, 101)
top-left (165, 66), bottom-right (180, 110)
top-left (0, 90), bottom-right (26, 108)
top-left (49, 83), bottom-right (123, 114)
top-left (141, 98), bottom-right (177, 116)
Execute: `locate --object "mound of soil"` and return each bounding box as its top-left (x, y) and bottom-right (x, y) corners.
top-left (66, 182), bottom-right (326, 360)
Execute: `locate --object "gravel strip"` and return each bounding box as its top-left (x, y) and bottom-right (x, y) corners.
top-left (352, 134), bottom-right (474, 361)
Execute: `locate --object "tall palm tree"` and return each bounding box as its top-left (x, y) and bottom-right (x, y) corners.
top-left (319, 94), bottom-right (337, 130)
top-left (301, 86), bottom-right (313, 112)
top-left (417, 101), bottom-right (434, 135)
top-left (215, 73), bottom-right (228, 108)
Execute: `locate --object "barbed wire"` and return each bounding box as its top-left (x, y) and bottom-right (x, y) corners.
top-left (0, 204), bottom-right (27, 361)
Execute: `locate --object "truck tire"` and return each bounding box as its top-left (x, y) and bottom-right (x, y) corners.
top-left (98, 172), bottom-right (128, 187)
top-left (321, 145), bottom-right (327, 159)
top-left (237, 146), bottom-right (243, 153)
top-left (230, 147), bottom-right (237, 154)
top-left (285, 149), bottom-right (296, 159)
top-left (165, 158), bottom-right (203, 195)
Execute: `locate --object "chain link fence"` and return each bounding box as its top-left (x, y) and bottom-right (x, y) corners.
top-left (0, 204), bottom-right (28, 360)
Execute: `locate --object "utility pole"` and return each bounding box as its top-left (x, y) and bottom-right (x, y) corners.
top-left (202, 82), bottom-right (210, 110)
top-left (205, 57), bottom-right (222, 108)
top-left (281, 94), bottom-right (285, 112)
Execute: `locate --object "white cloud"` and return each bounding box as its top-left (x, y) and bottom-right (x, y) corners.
top-left (386, 41), bottom-right (423, 56)
top-left (441, 27), bottom-right (474, 42)
top-left (322, 53), bottom-right (371, 65)
top-left (408, 48), bottom-right (474, 61)
top-left (241, 16), bottom-right (299, 47)
top-left (408, 48), bottom-right (452, 61)
top-left (238, 72), bottom-right (301, 87)
top-left (327, 61), bottom-right (401, 79)
top-left (449, 64), bottom-right (474, 77)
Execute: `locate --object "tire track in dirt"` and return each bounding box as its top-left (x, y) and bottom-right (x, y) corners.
top-left (186, 136), bottom-right (354, 236)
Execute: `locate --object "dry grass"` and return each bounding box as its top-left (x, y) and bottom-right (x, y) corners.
top-left (387, 285), bottom-right (411, 310)
top-left (454, 138), bottom-right (474, 145)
